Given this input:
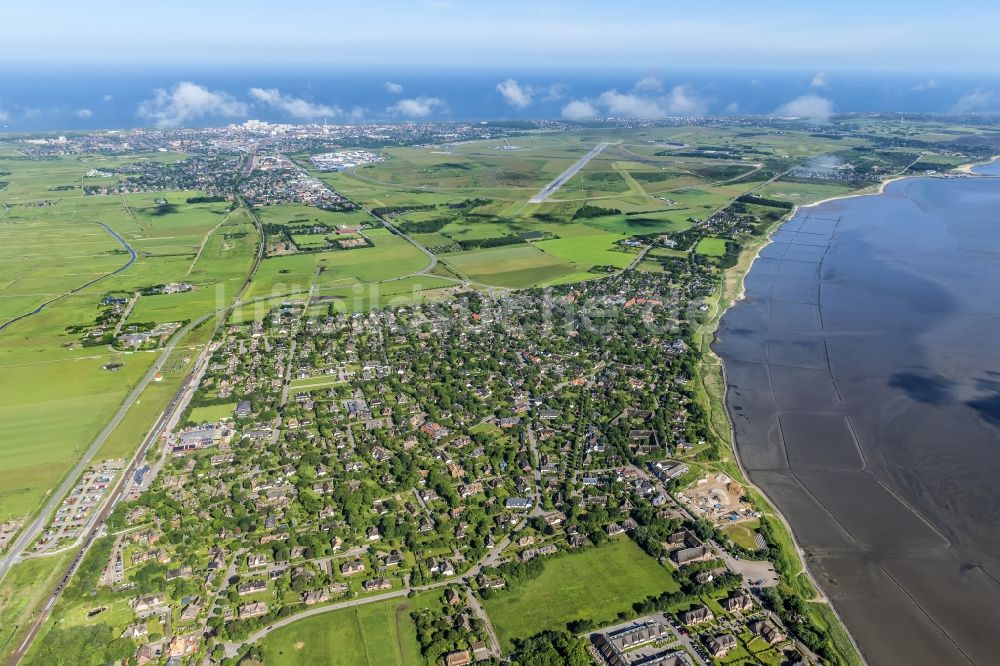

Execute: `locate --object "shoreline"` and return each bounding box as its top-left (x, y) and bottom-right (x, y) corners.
top-left (956, 155), bottom-right (998, 174)
top-left (706, 159), bottom-right (999, 665)
top-left (731, 159), bottom-right (994, 305)
top-left (699, 167), bottom-right (972, 664)
top-left (696, 205), bottom-right (867, 664)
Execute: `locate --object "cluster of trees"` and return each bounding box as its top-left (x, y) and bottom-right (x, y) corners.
top-left (186, 194), bottom-right (227, 204)
top-left (736, 194), bottom-right (795, 210)
top-left (510, 630), bottom-right (591, 666)
top-left (630, 569), bottom-right (742, 618)
top-left (572, 204), bottom-right (621, 220)
top-left (455, 235), bottom-right (525, 250)
top-left (692, 164), bottom-right (754, 181)
top-left (759, 586), bottom-right (842, 664)
top-left (398, 217), bottom-right (451, 234)
top-left (411, 594), bottom-right (483, 664)
top-left (371, 203), bottom-right (436, 217)
top-left (24, 624), bottom-right (135, 666)
top-left (446, 197), bottom-right (492, 209)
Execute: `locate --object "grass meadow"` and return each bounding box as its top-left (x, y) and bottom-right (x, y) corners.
top-left (483, 537), bottom-right (680, 652)
top-left (259, 591), bottom-right (439, 666)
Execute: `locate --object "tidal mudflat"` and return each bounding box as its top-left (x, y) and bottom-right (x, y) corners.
top-left (716, 169), bottom-right (1000, 665)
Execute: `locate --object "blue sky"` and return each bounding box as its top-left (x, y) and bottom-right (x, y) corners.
top-left (5, 1), bottom-right (1000, 71)
top-left (2, 1), bottom-right (1000, 130)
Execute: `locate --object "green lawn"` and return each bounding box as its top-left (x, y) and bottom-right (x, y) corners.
top-left (443, 244), bottom-right (576, 288)
top-left (722, 519), bottom-right (761, 550)
top-left (696, 237), bottom-right (728, 257)
top-left (0, 553), bottom-right (74, 661)
top-left (483, 537), bottom-right (680, 652)
top-left (534, 232), bottom-right (635, 269)
top-left (259, 592), bottom-right (435, 666)
top-left (757, 180), bottom-right (862, 205)
top-left (188, 402), bottom-right (237, 423)
top-left (245, 228), bottom-right (429, 300)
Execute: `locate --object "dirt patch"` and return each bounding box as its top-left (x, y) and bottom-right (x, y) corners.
top-left (678, 473), bottom-right (760, 525)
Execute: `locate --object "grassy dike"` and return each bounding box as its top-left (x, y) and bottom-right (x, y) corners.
top-left (690, 210), bottom-right (866, 666)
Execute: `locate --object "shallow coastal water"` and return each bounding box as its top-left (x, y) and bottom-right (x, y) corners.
top-left (715, 166), bottom-right (1000, 665)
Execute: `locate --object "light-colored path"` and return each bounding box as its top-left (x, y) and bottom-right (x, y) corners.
top-left (185, 208), bottom-right (236, 276)
top-left (528, 142), bottom-right (609, 203)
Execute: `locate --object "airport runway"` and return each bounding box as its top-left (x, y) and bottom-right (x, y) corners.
top-left (528, 142), bottom-right (609, 203)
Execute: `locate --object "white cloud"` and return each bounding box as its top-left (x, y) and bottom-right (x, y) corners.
top-left (0, 108), bottom-right (10, 123)
top-left (542, 83), bottom-right (568, 101)
top-left (496, 78), bottom-right (533, 109)
top-left (952, 89), bottom-right (997, 113)
top-left (387, 96), bottom-right (446, 117)
top-left (664, 85), bottom-right (707, 115)
top-left (635, 76), bottom-right (663, 92)
top-left (811, 72), bottom-right (828, 88)
top-left (249, 87), bottom-right (340, 119)
top-left (75, 108), bottom-right (93, 118)
top-left (725, 101), bottom-right (740, 114)
top-left (775, 94), bottom-right (834, 122)
top-left (588, 76), bottom-right (708, 120)
top-left (384, 81), bottom-right (403, 94)
top-left (598, 90), bottom-right (663, 119)
top-left (138, 82), bottom-right (247, 127)
top-left (911, 79), bottom-right (939, 92)
top-left (561, 99), bottom-right (598, 120)
top-left (103, 94), bottom-right (114, 102)
top-left (591, 81), bottom-right (707, 119)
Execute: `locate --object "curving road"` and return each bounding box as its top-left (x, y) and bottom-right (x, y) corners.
top-left (223, 528), bottom-right (520, 658)
top-left (0, 221), bottom-right (137, 332)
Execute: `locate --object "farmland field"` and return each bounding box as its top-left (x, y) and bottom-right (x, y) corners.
top-left (534, 231), bottom-right (635, 269)
top-left (245, 227), bottom-right (429, 299)
top-left (0, 154), bottom-right (257, 520)
top-left (443, 244), bottom-right (578, 288)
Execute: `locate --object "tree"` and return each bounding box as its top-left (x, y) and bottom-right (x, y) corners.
top-left (510, 630), bottom-right (590, 666)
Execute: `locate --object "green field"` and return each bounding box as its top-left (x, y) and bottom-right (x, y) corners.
top-left (722, 519), bottom-right (761, 550)
top-left (695, 237), bottom-right (728, 257)
top-left (483, 538), bottom-right (680, 651)
top-left (535, 232), bottom-right (635, 269)
top-left (757, 180), bottom-right (861, 205)
top-left (245, 227), bottom-right (429, 300)
top-left (443, 244), bottom-right (577, 288)
top-left (188, 402), bottom-right (237, 423)
top-left (0, 553), bottom-right (74, 657)
top-left (259, 592), bottom-right (436, 666)
top-left (0, 152), bottom-right (257, 520)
